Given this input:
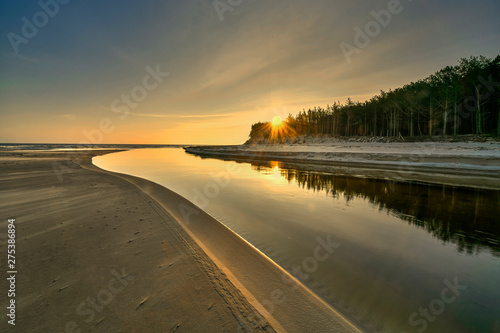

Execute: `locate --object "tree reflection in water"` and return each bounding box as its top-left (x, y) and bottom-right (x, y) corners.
top-left (251, 160), bottom-right (500, 257)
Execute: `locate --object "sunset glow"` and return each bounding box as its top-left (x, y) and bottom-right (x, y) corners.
top-left (1, 1), bottom-right (499, 145)
top-left (271, 116), bottom-right (283, 129)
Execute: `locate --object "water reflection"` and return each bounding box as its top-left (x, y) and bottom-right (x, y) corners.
top-left (96, 149), bottom-right (500, 333)
top-left (251, 160), bottom-right (500, 257)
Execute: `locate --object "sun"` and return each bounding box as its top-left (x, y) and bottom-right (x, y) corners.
top-left (271, 115), bottom-right (283, 128)
top-left (267, 114), bottom-right (296, 142)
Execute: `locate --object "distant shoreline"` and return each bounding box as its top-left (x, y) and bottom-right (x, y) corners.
top-left (0, 143), bottom-right (187, 151)
top-left (185, 139), bottom-right (500, 190)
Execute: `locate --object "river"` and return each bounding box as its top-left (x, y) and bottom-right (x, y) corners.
top-left (93, 148), bottom-right (500, 333)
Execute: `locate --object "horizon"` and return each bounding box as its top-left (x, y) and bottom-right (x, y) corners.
top-left (1, 1), bottom-right (499, 144)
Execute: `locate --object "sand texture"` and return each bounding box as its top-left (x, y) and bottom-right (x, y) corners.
top-left (0, 150), bottom-right (360, 332)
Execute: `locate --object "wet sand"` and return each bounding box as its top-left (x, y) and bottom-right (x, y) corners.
top-left (0, 150), bottom-right (360, 332)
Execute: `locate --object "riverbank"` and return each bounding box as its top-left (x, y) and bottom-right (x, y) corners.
top-left (0, 149), bottom-right (360, 332)
top-left (184, 140), bottom-right (500, 190)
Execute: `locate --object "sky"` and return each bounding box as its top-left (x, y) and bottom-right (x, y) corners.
top-left (1, 0), bottom-right (499, 144)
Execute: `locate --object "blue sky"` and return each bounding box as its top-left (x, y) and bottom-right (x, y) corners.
top-left (1, 0), bottom-right (499, 144)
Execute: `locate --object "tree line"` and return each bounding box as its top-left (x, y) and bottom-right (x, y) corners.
top-left (248, 55), bottom-right (500, 141)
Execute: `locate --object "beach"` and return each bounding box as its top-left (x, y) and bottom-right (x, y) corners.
top-left (184, 140), bottom-right (500, 190)
top-left (0, 149), bottom-right (360, 333)
top-left (3, 1), bottom-right (499, 332)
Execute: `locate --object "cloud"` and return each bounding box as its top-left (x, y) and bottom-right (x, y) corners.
top-left (57, 113), bottom-right (78, 120)
top-left (2, 0), bottom-right (500, 144)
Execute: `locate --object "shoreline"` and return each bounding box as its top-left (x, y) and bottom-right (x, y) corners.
top-left (184, 142), bottom-right (500, 190)
top-left (0, 149), bottom-right (362, 332)
top-left (86, 151), bottom-right (363, 332)
top-left (1, 150), bottom-right (272, 332)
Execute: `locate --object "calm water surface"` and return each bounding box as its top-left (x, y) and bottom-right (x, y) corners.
top-left (94, 148), bottom-right (500, 333)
